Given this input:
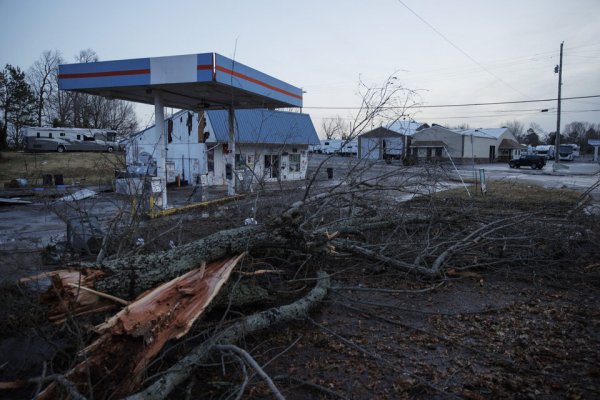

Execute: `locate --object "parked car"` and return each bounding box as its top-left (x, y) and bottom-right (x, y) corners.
top-left (508, 155), bottom-right (546, 169)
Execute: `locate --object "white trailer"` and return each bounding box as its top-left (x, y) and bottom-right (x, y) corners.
top-left (534, 145), bottom-right (555, 159)
top-left (320, 139), bottom-right (343, 155)
top-left (340, 139), bottom-right (358, 156)
top-left (24, 127), bottom-right (118, 153)
top-left (558, 144), bottom-right (580, 161)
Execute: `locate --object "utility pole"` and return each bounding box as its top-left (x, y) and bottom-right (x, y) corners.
top-left (554, 41), bottom-right (564, 163)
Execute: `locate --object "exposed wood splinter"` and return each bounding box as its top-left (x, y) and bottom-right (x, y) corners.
top-left (66, 283), bottom-right (130, 306)
top-left (37, 253), bottom-right (246, 400)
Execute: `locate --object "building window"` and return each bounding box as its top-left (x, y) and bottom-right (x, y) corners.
top-left (246, 154), bottom-right (255, 169)
top-left (235, 154), bottom-right (255, 170)
top-left (289, 154), bottom-right (301, 172)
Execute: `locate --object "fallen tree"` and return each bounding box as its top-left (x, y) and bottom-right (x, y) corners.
top-left (3, 167), bottom-right (597, 399)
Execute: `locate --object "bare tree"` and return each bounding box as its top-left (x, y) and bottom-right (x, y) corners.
top-left (27, 50), bottom-right (61, 127)
top-left (452, 122), bottom-right (471, 130)
top-left (321, 116), bottom-right (349, 140)
top-left (503, 120), bottom-right (525, 142)
top-left (42, 49), bottom-right (138, 136)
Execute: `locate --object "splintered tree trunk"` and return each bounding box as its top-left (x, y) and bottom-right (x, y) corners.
top-left (94, 224), bottom-right (291, 299)
top-left (37, 255), bottom-right (247, 400)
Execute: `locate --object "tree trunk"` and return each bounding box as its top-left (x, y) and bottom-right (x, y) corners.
top-left (94, 224), bottom-right (293, 299)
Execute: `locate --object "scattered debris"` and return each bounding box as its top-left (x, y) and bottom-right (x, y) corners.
top-left (55, 188), bottom-right (97, 203)
top-left (7, 178), bottom-right (29, 188)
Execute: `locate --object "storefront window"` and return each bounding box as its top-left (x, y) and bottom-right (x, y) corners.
top-left (289, 154), bottom-right (301, 172)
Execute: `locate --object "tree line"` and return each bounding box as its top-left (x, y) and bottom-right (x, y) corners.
top-left (504, 120), bottom-right (600, 153)
top-left (0, 49), bottom-right (138, 150)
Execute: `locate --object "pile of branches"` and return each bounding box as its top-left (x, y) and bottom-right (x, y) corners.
top-left (1, 164), bottom-right (598, 399)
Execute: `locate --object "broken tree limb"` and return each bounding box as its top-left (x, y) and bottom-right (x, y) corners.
top-left (37, 254), bottom-right (246, 400)
top-left (429, 214), bottom-right (526, 274)
top-left (332, 238), bottom-right (436, 276)
top-left (125, 271), bottom-right (330, 400)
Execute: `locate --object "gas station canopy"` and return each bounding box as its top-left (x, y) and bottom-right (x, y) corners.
top-left (58, 52), bottom-right (303, 109)
top-left (58, 51), bottom-right (304, 201)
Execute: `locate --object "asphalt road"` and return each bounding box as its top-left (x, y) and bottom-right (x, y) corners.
top-left (309, 153), bottom-right (600, 193)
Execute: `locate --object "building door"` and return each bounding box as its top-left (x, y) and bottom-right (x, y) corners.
top-left (426, 148), bottom-right (432, 160)
top-left (489, 146), bottom-right (496, 162)
top-left (264, 154), bottom-right (280, 178)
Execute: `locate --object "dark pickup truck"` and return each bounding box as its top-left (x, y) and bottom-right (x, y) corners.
top-left (508, 155), bottom-right (546, 169)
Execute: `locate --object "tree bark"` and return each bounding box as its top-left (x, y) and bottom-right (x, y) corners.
top-left (93, 224), bottom-right (291, 299)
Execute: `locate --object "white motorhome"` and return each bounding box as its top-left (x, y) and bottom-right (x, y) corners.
top-left (340, 139), bottom-right (358, 156)
top-left (24, 127), bottom-right (118, 153)
top-left (534, 145), bottom-right (555, 160)
top-left (558, 144), bottom-right (580, 161)
top-left (320, 139), bottom-right (343, 155)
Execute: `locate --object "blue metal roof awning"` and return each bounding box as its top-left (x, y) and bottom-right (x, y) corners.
top-left (207, 109), bottom-right (319, 145)
top-left (58, 52), bottom-right (303, 109)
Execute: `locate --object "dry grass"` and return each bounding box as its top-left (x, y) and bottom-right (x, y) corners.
top-left (0, 151), bottom-right (125, 187)
top-left (432, 180), bottom-right (583, 214)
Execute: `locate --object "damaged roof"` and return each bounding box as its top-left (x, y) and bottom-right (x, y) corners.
top-left (129, 108), bottom-right (319, 146)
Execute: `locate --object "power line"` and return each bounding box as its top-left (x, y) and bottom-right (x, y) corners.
top-left (304, 95), bottom-right (600, 110)
top-left (394, 0), bottom-right (533, 100)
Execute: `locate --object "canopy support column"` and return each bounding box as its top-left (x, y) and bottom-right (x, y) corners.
top-left (227, 105), bottom-right (236, 196)
top-left (154, 91), bottom-right (168, 208)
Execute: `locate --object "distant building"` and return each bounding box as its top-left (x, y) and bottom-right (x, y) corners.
top-left (410, 125), bottom-right (522, 163)
top-left (357, 120), bottom-right (428, 160)
top-left (453, 127), bottom-right (523, 161)
top-left (125, 109), bottom-right (319, 186)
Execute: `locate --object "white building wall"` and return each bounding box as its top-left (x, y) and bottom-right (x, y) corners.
top-left (233, 144), bottom-right (309, 183)
top-left (412, 129), bottom-right (463, 157)
top-left (126, 111), bottom-right (312, 187)
top-left (384, 137), bottom-right (404, 157)
top-left (126, 111), bottom-right (209, 184)
top-left (462, 135), bottom-right (496, 161)
top-left (360, 138), bottom-right (380, 160)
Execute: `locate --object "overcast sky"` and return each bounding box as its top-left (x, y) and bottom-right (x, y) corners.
top-left (1, 0), bottom-right (599, 137)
